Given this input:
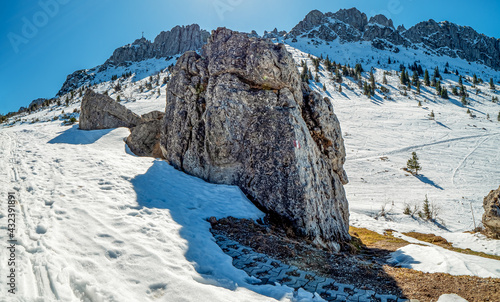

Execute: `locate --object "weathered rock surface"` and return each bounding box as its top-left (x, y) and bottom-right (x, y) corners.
top-left (126, 111), bottom-right (165, 158)
top-left (79, 90), bottom-right (141, 130)
top-left (160, 28), bottom-right (350, 251)
top-left (105, 24), bottom-right (210, 66)
top-left (483, 185), bottom-right (500, 239)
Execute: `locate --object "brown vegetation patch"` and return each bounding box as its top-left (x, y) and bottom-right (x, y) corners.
top-left (403, 232), bottom-right (500, 261)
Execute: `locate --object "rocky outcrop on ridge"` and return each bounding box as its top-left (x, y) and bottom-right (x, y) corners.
top-left (160, 27), bottom-right (350, 251)
top-left (105, 24), bottom-right (210, 66)
top-left (287, 8), bottom-right (500, 70)
top-left (483, 185), bottom-right (500, 239)
top-left (57, 24), bottom-right (209, 96)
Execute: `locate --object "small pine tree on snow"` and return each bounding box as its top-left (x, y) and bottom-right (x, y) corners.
top-left (422, 195), bottom-right (432, 220)
top-left (65, 98), bottom-right (69, 106)
top-left (383, 74), bottom-right (388, 85)
top-left (429, 110), bottom-right (435, 120)
top-left (314, 73), bottom-right (319, 82)
top-left (434, 66), bottom-right (440, 78)
top-left (435, 81), bottom-right (442, 95)
top-left (451, 86), bottom-right (458, 95)
top-left (490, 78), bottom-right (496, 90)
top-left (467, 108), bottom-right (471, 114)
top-left (116, 95), bottom-right (121, 102)
top-left (440, 87), bottom-right (449, 99)
top-left (487, 113), bottom-right (490, 119)
top-left (424, 70), bottom-right (430, 86)
top-left (418, 100), bottom-right (422, 107)
top-left (407, 152), bottom-right (421, 175)
top-left (57, 99), bottom-right (61, 106)
top-left (458, 76), bottom-right (463, 86)
top-left (412, 71), bottom-right (419, 85)
top-left (388, 57), bottom-right (392, 64)
top-left (473, 74), bottom-right (478, 85)
top-left (163, 77), bottom-right (168, 85)
top-left (370, 70), bottom-right (375, 86)
top-left (322, 84), bottom-right (326, 91)
top-left (338, 84), bottom-right (342, 93)
top-left (498, 111), bottom-right (500, 122)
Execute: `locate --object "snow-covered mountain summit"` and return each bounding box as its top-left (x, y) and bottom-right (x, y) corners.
top-left (276, 8), bottom-right (500, 71)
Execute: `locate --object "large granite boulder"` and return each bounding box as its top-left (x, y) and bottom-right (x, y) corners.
top-left (160, 28), bottom-right (350, 251)
top-left (483, 186), bottom-right (500, 239)
top-left (79, 90), bottom-right (141, 130)
top-left (126, 111), bottom-right (165, 158)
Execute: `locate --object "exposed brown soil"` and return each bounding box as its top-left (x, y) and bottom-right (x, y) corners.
top-left (210, 217), bottom-right (500, 302)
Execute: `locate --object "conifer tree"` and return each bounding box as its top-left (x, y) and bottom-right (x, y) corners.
top-left (369, 70), bottom-right (375, 88)
top-left (490, 78), bottom-right (496, 90)
top-left (424, 69), bottom-right (430, 86)
top-left (458, 75), bottom-right (463, 86)
top-left (462, 95), bottom-right (467, 106)
top-left (473, 74), bottom-right (478, 85)
top-left (412, 71), bottom-right (418, 85)
top-left (498, 111), bottom-right (500, 122)
top-left (440, 87), bottom-right (449, 99)
top-left (416, 81), bottom-right (421, 94)
top-left (383, 74), bottom-right (388, 85)
top-left (407, 152), bottom-right (421, 175)
top-left (434, 66), bottom-right (440, 78)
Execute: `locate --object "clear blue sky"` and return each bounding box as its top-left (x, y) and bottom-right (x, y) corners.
top-left (1, 0), bottom-right (499, 114)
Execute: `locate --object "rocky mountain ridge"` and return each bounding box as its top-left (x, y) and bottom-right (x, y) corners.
top-left (282, 8), bottom-right (500, 70)
top-left (57, 24), bottom-right (209, 96)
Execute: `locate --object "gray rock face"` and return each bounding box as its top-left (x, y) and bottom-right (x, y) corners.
top-left (330, 8), bottom-right (368, 31)
top-left (160, 28), bottom-right (350, 251)
top-left (288, 8), bottom-right (500, 70)
top-left (403, 20), bottom-right (500, 70)
top-left (79, 90), bottom-right (141, 130)
top-left (58, 69), bottom-right (95, 97)
top-left (105, 24), bottom-right (210, 66)
top-left (126, 111), bottom-right (165, 158)
top-left (483, 185), bottom-right (500, 239)
top-left (368, 14), bottom-right (394, 29)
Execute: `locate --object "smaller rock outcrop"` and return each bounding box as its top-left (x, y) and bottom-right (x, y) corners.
top-left (79, 90), bottom-right (141, 130)
top-left (483, 186), bottom-right (500, 239)
top-left (126, 111), bottom-right (165, 158)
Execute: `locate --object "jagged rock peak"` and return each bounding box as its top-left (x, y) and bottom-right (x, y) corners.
top-left (368, 14), bottom-right (394, 29)
top-left (161, 27), bottom-right (350, 251)
top-left (105, 24), bottom-right (210, 66)
top-left (331, 7), bottom-right (368, 31)
top-left (290, 10), bottom-right (327, 36)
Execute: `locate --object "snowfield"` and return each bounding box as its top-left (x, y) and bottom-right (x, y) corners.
top-left (0, 122), bottom-right (324, 301)
top-left (1, 38), bottom-right (500, 301)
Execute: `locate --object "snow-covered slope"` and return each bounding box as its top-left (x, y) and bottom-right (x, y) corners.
top-left (2, 24), bottom-right (500, 300)
top-left (286, 45), bottom-right (500, 276)
top-left (0, 121), bottom-right (326, 301)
